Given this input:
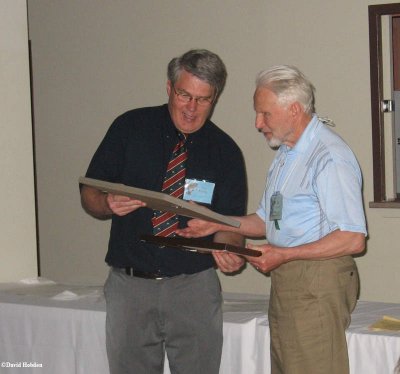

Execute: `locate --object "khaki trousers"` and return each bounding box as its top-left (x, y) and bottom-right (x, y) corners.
top-left (269, 256), bottom-right (359, 374)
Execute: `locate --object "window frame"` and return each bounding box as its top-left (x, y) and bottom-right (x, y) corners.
top-left (368, 3), bottom-right (400, 208)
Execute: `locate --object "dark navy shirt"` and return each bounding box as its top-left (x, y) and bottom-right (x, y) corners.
top-left (85, 104), bottom-right (247, 276)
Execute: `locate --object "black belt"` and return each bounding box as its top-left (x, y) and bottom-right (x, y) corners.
top-left (124, 267), bottom-right (167, 280)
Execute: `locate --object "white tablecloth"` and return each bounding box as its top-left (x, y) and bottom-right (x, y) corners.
top-left (0, 280), bottom-right (398, 373)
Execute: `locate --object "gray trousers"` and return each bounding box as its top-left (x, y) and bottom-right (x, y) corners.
top-left (104, 267), bottom-right (223, 374)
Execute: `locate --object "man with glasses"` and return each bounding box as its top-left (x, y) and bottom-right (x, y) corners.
top-left (80, 49), bottom-right (247, 374)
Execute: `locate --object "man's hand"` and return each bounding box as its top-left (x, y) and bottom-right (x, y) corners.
top-left (106, 193), bottom-right (146, 216)
top-left (211, 231), bottom-right (245, 273)
top-left (213, 251), bottom-right (245, 273)
top-left (244, 243), bottom-right (286, 273)
top-left (81, 185), bottom-right (146, 218)
top-left (175, 218), bottom-right (222, 238)
top-left (244, 230), bottom-right (366, 273)
top-left (176, 219), bottom-right (246, 273)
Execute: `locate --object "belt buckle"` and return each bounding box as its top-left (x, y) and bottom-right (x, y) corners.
top-left (123, 267), bottom-right (166, 280)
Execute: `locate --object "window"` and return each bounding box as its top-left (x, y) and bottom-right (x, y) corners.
top-left (368, 3), bottom-right (400, 207)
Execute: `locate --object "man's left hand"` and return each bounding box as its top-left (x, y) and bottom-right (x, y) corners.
top-left (213, 251), bottom-right (245, 273)
top-left (245, 243), bottom-right (286, 273)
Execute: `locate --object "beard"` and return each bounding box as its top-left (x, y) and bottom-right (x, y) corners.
top-left (267, 136), bottom-right (283, 149)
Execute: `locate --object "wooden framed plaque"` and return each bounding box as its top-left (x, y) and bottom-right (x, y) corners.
top-left (140, 234), bottom-right (261, 257)
top-left (79, 177), bottom-right (241, 228)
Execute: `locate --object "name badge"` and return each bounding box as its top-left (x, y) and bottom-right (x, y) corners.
top-left (183, 179), bottom-right (215, 205)
top-left (270, 191), bottom-right (283, 221)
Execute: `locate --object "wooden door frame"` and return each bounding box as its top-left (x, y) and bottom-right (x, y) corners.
top-left (368, 3), bottom-right (400, 206)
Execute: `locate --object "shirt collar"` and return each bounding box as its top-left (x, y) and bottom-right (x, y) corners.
top-left (282, 114), bottom-right (321, 154)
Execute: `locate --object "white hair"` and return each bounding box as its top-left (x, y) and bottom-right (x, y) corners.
top-left (255, 65), bottom-right (315, 115)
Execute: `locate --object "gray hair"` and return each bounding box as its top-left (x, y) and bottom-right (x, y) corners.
top-left (167, 49), bottom-right (227, 100)
top-left (255, 65), bottom-right (315, 115)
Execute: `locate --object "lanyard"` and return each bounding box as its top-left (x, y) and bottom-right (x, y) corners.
top-left (266, 149), bottom-right (300, 229)
top-left (267, 149), bottom-right (299, 195)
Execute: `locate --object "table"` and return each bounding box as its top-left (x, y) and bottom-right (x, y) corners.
top-left (0, 280), bottom-right (398, 373)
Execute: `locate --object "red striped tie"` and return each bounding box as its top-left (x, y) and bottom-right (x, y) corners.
top-left (152, 132), bottom-right (187, 237)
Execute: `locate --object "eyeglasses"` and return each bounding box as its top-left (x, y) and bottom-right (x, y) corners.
top-left (172, 86), bottom-right (214, 106)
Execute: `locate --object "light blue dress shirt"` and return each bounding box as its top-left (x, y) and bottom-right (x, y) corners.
top-left (256, 115), bottom-right (367, 247)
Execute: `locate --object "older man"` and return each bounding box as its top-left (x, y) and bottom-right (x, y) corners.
top-left (177, 65), bottom-right (367, 374)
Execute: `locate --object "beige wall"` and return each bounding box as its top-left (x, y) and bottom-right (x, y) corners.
top-left (27, 0), bottom-right (400, 302)
top-left (0, 0), bottom-right (37, 280)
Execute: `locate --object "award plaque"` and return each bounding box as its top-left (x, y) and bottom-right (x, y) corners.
top-left (79, 177), bottom-right (241, 228)
top-left (140, 234), bottom-right (262, 257)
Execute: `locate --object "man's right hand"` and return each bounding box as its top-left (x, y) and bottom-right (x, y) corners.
top-left (81, 185), bottom-right (146, 218)
top-left (175, 218), bottom-right (222, 238)
top-left (106, 193), bottom-right (146, 216)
